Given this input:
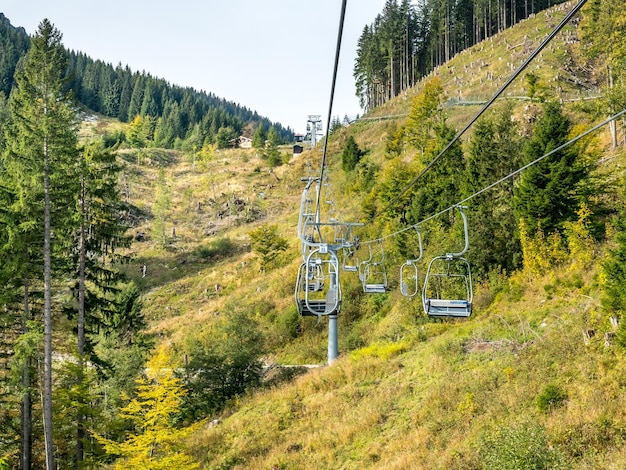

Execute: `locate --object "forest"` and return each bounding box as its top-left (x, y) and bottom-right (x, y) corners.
top-left (354, 0), bottom-right (570, 110)
top-left (0, 13), bottom-right (294, 152)
top-left (2, 0), bottom-right (626, 468)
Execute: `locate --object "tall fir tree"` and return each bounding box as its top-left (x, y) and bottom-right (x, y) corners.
top-left (68, 141), bottom-right (130, 468)
top-left (3, 19), bottom-right (79, 469)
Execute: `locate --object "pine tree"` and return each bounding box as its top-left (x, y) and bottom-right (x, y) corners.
top-left (252, 123), bottom-right (266, 149)
top-left (3, 19), bottom-right (79, 469)
top-left (513, 101), bottom-right (585, 238)
top-left (463, 105), bottom-right (524, 277)
top-left (341, 135), bottom-right (364, 171)
top-left (68, 141), bottom-right (130, 468)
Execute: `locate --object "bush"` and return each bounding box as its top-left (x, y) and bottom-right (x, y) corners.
top-left (478, 421), bottom-right (567, 469)
top-left (193, 237), bottom-right (236, 259)
top-left (180, 308), bottom-right (265, 422)
top-left (536, 383), bottom-right (567, 412)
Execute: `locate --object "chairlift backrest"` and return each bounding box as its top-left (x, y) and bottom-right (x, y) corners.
top-left (342, 246), bottom-right (359, 272)
top-left (361, 241), bottom-right (388, 294)
top-left (295, 248), bottom-right (341, 317)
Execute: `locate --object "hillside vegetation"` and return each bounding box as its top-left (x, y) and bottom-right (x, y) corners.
top-left (2, 1), bottom-right (626, 468)
top-left (105, 2), bottom-right (626, 468)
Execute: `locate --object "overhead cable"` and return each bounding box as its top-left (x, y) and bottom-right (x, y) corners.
top-left (371, 0), bottom-right (589, 221)
top-left (315, 0), bottom-right (348, 220)
top-left (360, 108), bottom-right (626, 246)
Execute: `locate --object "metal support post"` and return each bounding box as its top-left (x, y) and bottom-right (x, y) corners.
top-left (328, 313), bottom-right (338, 364)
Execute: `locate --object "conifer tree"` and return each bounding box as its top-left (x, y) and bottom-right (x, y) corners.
top-left (601, 181), bottom-right (626, 346)
top-left (252, 123), bottom-right (266, 149)
top-left (341, 135), bottom-right (364, 171)
top-left (3, 19), bottom-right (79, 470)
top-left (69, 141), bottom-right (130, 468)
top-left (463, 105), bottom-right (524, 276)
top-left (513, 101), bottom-right (585, 238)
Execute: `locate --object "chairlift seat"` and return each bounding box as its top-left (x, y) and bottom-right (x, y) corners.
top-left (304, 279), bottom-right (324, 292)
top-left (298, 300), bottom-right (327, 316)
top-left (424, 298), bottom-right (472, 318)
top-left (343, 264), bottom-right (358, 273)
top-left (297, 287), bottom-right (340, 317)
top-left (364, 283), bottom-right (387, 294)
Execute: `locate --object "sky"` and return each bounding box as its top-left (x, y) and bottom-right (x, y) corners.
top-left (2, 0), bottom-right (388, 134)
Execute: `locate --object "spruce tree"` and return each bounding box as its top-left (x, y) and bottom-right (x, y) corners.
top-left (68, 141), bottom-right (130, 468)
top-left (3, 19), bottom-right (79, 469)
top-left (252, 123), bottom-right (266, 149)
top-left (602, 179), bottom-right (626, 346)
top-left (463, 105), bottom-right (524, 277)
top-left (513, 101), bottom-right (585, 238)
top-left (341, 135), bottom-right (364, 171)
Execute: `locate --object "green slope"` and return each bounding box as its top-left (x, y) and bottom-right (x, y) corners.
top-left (108, 2), bottom-right (626, 468)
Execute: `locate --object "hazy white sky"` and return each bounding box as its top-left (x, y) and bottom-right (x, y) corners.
top-left (2, 0), bottom-right (387, 133)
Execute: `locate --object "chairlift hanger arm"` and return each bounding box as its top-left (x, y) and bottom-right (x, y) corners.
top-left (447, 206), bottom-right (469, 259)
top-left (406, 226), bottom-right (423, 264)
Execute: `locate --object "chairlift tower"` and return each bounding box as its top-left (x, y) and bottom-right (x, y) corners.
top-left (306, 115), bottom-right (323, 148)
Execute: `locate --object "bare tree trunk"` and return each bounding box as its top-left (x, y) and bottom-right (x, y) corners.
top-left (76, 176), bottom-right (86, 469)
top-left (43, 134), bottom-right (55, 470)
top-left (445, 5), bottom-right (450, 63)
top-left (20, 278), bottom-right (32, 470)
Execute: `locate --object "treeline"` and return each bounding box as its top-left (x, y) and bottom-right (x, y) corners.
top-left (0, 13), bottom-right (294, 148)
top-left (354, 0), bottom-right (568, 110)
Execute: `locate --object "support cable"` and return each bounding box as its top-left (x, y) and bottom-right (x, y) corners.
top-left (359, 108), bottom-right (626, 246)
top-left (371, 0), bottom-right (588, 221)
top-left (315, 0), bottom-right (348, 220)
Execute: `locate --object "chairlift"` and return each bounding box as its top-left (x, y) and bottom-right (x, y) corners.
top-left (295, 248), bottom-right (341, 317)
top-left (422, 206), bottom-right (473, 318)
top-left (400, 227), bottom-right (423, 298)
top-left (342, 246), bottom-right (359, 272)
top-left (360, 241), bottom-right (388, 294)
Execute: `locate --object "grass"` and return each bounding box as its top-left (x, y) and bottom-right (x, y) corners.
top-left (185, 264), bottom-right (626, 468)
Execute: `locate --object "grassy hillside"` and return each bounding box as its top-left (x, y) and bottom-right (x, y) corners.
top-left (100, 2), bottom-right (626, 468)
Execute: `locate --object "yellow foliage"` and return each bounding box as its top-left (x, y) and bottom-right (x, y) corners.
top-left (519, 220), bottom-right (567, 280)
top-left (457, 392), bottom-right (476, 419)
top-left (349, 341), bottom-right (407, 361)
top-left (564, 203), bottom-right (595, 272)
top-left (94, 345), bottom-right (200, 470)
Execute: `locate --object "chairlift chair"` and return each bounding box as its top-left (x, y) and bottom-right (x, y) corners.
top-left (400, 227), bottom-right (423, 298)
top-left (360, 241), bottom-right (388, 294)
top-left (295, 248), bottom-right (341, 317)
top-left (422, 206), bottom-right (473, 318)
top-left (342, 246), bottom-right (359, 272)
